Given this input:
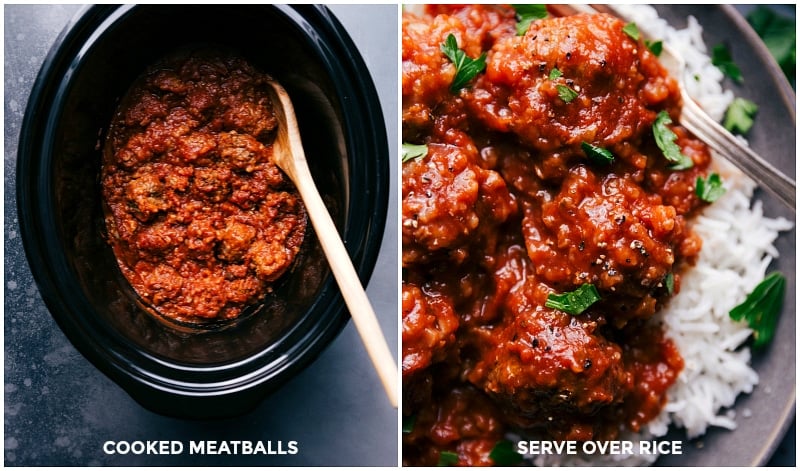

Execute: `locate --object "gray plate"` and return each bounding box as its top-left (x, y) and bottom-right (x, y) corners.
top-left (651, 4), bottom-right (795, 467)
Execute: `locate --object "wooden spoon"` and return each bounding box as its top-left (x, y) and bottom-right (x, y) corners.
top-left (265, 79), bottom-right (398, 408)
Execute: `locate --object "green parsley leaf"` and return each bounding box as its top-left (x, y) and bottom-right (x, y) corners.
top-left (402, 414), bottom-right (416, 434)
top-left (581, 142), bottom-right (615, 165)
top-left (711, 43), bottom-right (743, 83)
top-left (723, 97), bottom-right (759, 135)
top-left (653, 110), bottom-right (694, 170)
top-left (513, 4), bottom-right (548, 36)
top-left (664, 272), bottom-right (675, 295)
top-left (622, 22), bottom-right (640, 41)
top-left (402, 142), bottom-right (428, 163)
top-left (441, 34), bottom-right (487, 93)
top-left (545, 284), bottom-right (601, 315)
top-left (489, 440), bottom-right (524, 466)
top-left (645, 39), bottom-right (663, 57)
top-left (556, 84), bottom-right (578, 103)
top-left (437, 450), bottom-right (459, 467)
top-left (695, 173), bottom-right (726, 203)
top-left (549, 68), bottom-right (578, 103)
top-left (729, 272), bottom-right (786, 349)
top-left (747, 6), bottom-right (795, 86)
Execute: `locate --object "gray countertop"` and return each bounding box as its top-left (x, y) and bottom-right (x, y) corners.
top-left (4, 4), bottom-right (398, 466)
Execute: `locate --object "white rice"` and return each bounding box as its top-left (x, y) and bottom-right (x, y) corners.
top-left (529, 5), bottom-right (793, 466)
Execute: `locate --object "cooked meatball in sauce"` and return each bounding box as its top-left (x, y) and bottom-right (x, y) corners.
top-left (102, 54), bottom-right (306, 323)
top-left (402, 5), bottom-right (713, 466)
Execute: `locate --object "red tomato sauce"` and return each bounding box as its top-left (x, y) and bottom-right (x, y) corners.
top-left (102, 54), bottom-right (306, 323)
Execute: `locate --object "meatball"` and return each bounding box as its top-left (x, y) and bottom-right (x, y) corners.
top-left (468, 303), bottom-right (633, 440)
top-left (403, 386), bottom-right (506, 467)
top-left (422, 4), bottom-right (518, 53)
top-left (125, 172), bottom-right (169, 221)
top-left (402, 143), bottom-right (515, 265)
top-left (402, 283), bottom-right (459, 377)
top-left (524, 165), bottom-right (686, 298)
top-left (217, 220), bottom-right (257, 262)
top-left (403, 11), bottom-right (492, 139)
top-left (467, 13), bottom-right (679, 153)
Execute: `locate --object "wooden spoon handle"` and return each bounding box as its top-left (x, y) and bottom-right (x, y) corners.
top-left (267, 80), bottom-right (398, 408)
top-left (295, 169), bottom-right (399, 408)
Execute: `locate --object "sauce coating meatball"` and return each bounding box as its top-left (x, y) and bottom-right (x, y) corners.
top-left (403, 6), bottom-right (714, 466)
top-left (402, 142), bottom-right (515, 265)
top-left (468, 13), bottom-right (679, 154)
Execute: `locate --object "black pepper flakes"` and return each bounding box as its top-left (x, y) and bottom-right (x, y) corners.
top-left (584, 358), bottom-right (592, 369)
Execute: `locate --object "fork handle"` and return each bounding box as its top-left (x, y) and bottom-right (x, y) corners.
top-left (680, 94), bottom-right (796, 211)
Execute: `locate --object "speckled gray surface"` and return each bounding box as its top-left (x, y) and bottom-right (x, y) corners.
top-left (5, 4), bottom-right (398, 466)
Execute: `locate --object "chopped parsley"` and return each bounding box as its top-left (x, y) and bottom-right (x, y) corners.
top-left (402, 414), bottom-right (416, 434)
top-left (545, 284), bottom-right (601, 315)
top-left (548, 67), bottom-right (578, 103)
top-left (711, 43), bottom-right (743, 83)
top-left (695, 173), bottom-right (726, 203)
top-left (747, 6), bottom-right (795, 87)
top-left (664, 272), bottom-right (675, 295)
top-left (581, 142), bottom-right (615, 165)
top-left (652, 110), bottom-right (694, 170)
top-left (645, 39), bottom-right (663, 57)
top-left (402, 142), bottom-right (428, 163)
top-left (556, 84), bottom-right (579, 103)
top-left (441, 34), bottom-right (487, 93)
top-left (729, 272), bottom-right (786, 349)
top-left (437, 450), bottom-right (459, 467)
top-left (512, 4), bottom-right (548, 36)
top-left (489, 440), bottom-right (524, 466)
top-left (723, 97), bottom-right (759, 135)
top-left (622, 22), bottom-right (640, 41)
